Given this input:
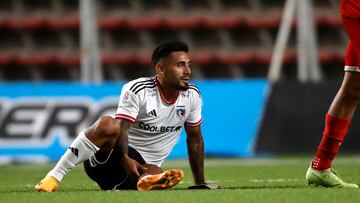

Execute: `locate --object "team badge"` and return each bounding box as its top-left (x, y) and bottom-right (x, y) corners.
top-left (176, 108), bottom-right (186, 119)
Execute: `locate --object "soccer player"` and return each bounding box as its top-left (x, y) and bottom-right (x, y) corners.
top-left (35, 41), bottom-right (209, 191)
top-left (306, 0), bottom-right (360, 188)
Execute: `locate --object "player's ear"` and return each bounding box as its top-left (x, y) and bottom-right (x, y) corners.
top-left (156, 63), bottom-right (165, 75)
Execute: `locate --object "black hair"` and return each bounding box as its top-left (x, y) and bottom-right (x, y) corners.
top-left (151, 41), bottom-right (189, 67)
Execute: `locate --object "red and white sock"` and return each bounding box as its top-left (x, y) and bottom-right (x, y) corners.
top-left (312, 114), bottom-right (350, 170)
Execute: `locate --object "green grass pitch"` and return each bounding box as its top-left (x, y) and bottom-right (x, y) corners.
top-left (1, 156), bottom-right (360, 203)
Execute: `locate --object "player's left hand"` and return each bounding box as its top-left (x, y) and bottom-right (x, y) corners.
top-left (188, 183), bottom-right (222, 190)
top-left (129, 158), bottom-right (148, 176)
top-left (120, 155), bottom-right (147, 177)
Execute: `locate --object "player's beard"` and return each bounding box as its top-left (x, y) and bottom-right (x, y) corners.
top-left (179, 83), bottom-right (189, 91)
top-left (173, 79), bottom-right (189, 91)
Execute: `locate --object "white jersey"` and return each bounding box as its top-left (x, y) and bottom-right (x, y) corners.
top-left (115, 76), bottom-right (203, 166)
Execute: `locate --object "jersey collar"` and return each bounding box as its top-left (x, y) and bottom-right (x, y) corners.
top-left (155, 76), bottom-right (179, 105)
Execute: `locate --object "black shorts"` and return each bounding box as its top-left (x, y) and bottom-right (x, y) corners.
top-left (83, 146), bottom-right (146, 190)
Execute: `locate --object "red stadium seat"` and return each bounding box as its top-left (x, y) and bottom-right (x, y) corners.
top-left (0, 0), bottom-right (347, 80)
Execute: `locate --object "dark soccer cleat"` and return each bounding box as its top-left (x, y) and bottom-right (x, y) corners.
top-left (137, 169), bottom-right (184, 191)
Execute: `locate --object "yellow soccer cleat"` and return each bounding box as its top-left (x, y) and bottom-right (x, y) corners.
top-left (34, 176), bottom-right (59, 192)
top-left (306, 166), bottom-right (359, 188)
top-left (137, 169), bottom-right (184, 191)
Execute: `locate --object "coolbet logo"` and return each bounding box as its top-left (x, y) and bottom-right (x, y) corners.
top-left (138, 121), bottom-right (182, 133)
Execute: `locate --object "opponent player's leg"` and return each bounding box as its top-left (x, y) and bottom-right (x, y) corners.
top-left (137, 164), bottom-right (184, 190)
top-left (306, 72), bottom-right (360, 188)
top-left (35, 116), bottom-right (120, 192)
top-left (306, 16), bottom-right (360, 188)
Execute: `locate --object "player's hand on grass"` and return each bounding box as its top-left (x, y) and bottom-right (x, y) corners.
top-left (188, 183), bottom-right (222, 190)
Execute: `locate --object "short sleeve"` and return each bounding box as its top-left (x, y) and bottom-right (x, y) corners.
top-left (115, 85), bottom-right (140, 122)
top-left (185, 89), bottom-right (203, 126)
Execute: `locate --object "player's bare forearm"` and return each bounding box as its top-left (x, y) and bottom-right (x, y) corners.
top-left (115, 118), bottom-right (132, 156)
top-left (185, 125), bottom-right (205, 185)
top-left (115, 118), bottom-right (144, 178)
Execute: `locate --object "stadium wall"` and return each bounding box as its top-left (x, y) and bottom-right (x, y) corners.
top-left (0, 80), bottom-right (269, 163)
top-left (255, 81), bottom-right (360, 155)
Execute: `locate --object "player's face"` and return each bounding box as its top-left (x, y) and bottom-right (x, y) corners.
top-left (163, 51), bottom-right (191, 91)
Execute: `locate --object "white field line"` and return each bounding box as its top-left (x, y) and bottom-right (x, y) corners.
top-left (179, 180), bottom-right (235, 184)
top-left (25, 184), bottom-right (34, 188)
top-left (180, 178), bottom-right (299, 184)
top-left (250, 178), bottom-right (300, 183)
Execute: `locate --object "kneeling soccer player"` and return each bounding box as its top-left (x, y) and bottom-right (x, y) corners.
top-left (35, 41), bottom-right (208, 191)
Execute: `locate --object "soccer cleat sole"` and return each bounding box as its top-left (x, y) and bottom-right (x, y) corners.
top-left (137, 169), bottom-right (184, 191)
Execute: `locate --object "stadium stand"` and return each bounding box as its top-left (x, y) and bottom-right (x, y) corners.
top-left (0, 0), bottom-right (347, 81)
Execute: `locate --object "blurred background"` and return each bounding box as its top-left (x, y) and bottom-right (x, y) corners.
top-left (0, 0), bottom-right (359, 164)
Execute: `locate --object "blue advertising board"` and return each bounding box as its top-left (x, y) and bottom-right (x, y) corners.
top-left (0, 80), bottom-right (269, 162)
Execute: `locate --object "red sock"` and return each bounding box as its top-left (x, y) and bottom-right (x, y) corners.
top-left (312, 114), bottom-right (350, 170)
